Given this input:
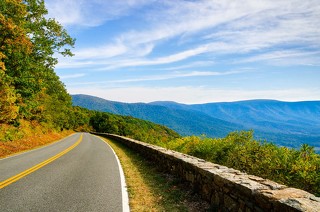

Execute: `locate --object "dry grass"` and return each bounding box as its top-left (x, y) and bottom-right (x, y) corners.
top-left (102, 136), bottom-right (210, 212)
top-left (105, 138), bottom-right (162, 211)
top-left (0, 120), bottom-right (73, 158)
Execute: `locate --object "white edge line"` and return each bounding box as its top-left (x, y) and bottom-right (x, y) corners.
top-left (96, 135), bottom-right (130, 212)
top-left (0, 133), bottom-right (76, 161)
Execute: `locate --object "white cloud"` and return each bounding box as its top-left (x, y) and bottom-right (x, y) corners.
top-left (74, 43), bottom-right (128, 59)
top-left (157, 61), bottom-right (216, 71)
top-left (59, 73), bottom-right (86, 79)
top-left (45, 0), bottom-right (152, 27)
top-left (105, 45), bottom-right (210, 69)
top-left (50, 0), bottom-right (320, 104)
top-left (111, 70), bottom-right (247, 83)
top-left (56, 59), bottom-right (95, 69)
top-left (57, 45), bottom-right (210, 70)
top-left (116, 0), bottom-right (320, 52)
top-left (68, 86), bottom-right (320, 104)
top-left (236, 50), bottom-right (320, 65)
top-left (117, 1), bottom-right (258, 45)
top-left (45, 0), bottom-right (82, 26)
top-left (66, 70), bottom-right (248, 86)
top-left (53, 0), bottom-right (320, 70)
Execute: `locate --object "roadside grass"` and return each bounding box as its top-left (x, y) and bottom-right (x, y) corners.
top-left (102, 137), bottom-right (210, 212)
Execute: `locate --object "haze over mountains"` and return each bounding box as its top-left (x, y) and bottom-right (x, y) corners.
top-left (72, 94), bottom-right (320, 151)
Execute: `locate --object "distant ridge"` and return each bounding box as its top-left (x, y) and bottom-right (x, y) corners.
top-left (72, 94), bottom-right (242, 137)
top-left (72, 94), bottom-right (320, 151)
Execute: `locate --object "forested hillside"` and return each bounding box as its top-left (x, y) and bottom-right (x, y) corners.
top-left (152, 100), bottom-right (320, 150)
top-left (72, 94), bottom-right (243, 137)
top-left (72, 94), bottom-right (320, 151)
top-left (153, 100), bottom-right (320, 136)
top-left (90, 111), bottom-right (180, 143)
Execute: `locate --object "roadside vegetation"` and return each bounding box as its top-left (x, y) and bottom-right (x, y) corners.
top-left (162, 131), bottom-right (320, 196)
top-left (92, 116), bottom-right (319, 196)
top-left (102, 136), bottom-right (210, 211)
top-left (0, 119), bottom-right (73, 158)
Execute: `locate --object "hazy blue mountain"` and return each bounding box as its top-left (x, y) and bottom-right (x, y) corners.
top-left (72, 94), bottom-right (243, 137)
top-left (151, 100), bottom-right (320, 135)
top-left (72, 94), bottom-right (320, 151)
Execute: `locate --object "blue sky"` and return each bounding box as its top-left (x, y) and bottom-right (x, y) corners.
top-left (45, 0), bottom-right (320, 104)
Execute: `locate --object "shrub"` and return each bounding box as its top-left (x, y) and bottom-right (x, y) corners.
top-left (153, 131), bottom-right (320, 196)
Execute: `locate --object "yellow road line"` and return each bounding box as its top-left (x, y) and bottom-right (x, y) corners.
top-left (0, 134), bottom-right (83, 189)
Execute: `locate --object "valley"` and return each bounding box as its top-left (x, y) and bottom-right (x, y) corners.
top-left (72, 94), bottom-right (320, 151)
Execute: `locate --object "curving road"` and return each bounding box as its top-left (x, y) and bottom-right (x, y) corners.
top-left (0, 133), bottom-right (129, 212)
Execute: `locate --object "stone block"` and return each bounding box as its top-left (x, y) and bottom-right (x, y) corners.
top-left (224, 195), bottom-right (238, 211)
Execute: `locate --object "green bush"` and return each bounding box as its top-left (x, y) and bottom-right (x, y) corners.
top-left (159, 131), bottom-right (319, 196)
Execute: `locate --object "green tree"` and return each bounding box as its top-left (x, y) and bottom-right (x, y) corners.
top-left (0, 69), bottom-right (19, 123)
top-left (0, 0), bottom-right (31, 123)
top-left (0, 0), bottom-right (75, 128)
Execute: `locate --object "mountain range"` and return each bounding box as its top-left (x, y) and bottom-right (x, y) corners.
top-left (72, 94), bottom-right (320, 152)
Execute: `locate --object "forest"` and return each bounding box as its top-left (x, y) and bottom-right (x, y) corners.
top-left (0, 0), bottom-right (319, 197)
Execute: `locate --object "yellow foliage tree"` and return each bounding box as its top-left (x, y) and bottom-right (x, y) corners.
top-left (1, 0), bottom-right (74, 128)
top-left (0, 53), bottom-right (19, 123)
top-left (0, 0), bottom-right (33, 123)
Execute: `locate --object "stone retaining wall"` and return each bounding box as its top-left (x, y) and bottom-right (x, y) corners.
top-left (94, 133), bottom-right (320, 212)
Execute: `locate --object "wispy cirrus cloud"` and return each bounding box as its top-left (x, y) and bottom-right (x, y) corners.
top-left (57, 45), bottom-right (209, 70)
top-left (74, 43), bottom-right (128, 59)
top-left (151, 61), bottom-right (216, 71)
top-left (236, 50), bottom-right (320, 66)
top-left (46, 0), bottom-right (320, 103)
top-left (59, 73), bottom-right (86, 79)
top-left (67, 70), bottom-right (247, 86)
top-left (111, 70), bottom-right (247, 83)
top-left (115, 0), bottom-right (320, 54)
top-left (45, 0), bottom-right (152, 27)
top-left (51, 0), bottom-right (320, 70)
top-left (97, 45), bottom-right (211, 70)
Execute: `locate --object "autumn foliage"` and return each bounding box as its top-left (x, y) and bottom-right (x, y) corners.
top-left (0, 0), bottom-right (74, 126)
top-left (0, 120), bottom-right (73, 158)
top-left (0, 1), bottom-right (77, 156)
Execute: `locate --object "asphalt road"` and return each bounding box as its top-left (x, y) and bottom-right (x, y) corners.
top-left (0, 133), bottom-right (128, 212)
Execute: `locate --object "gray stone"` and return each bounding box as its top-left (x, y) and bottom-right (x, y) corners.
top-left (224, 195), bottom-right (238, 211)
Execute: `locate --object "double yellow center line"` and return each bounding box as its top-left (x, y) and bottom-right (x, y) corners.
top-left (0, 134), bottom-right (83, 189)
